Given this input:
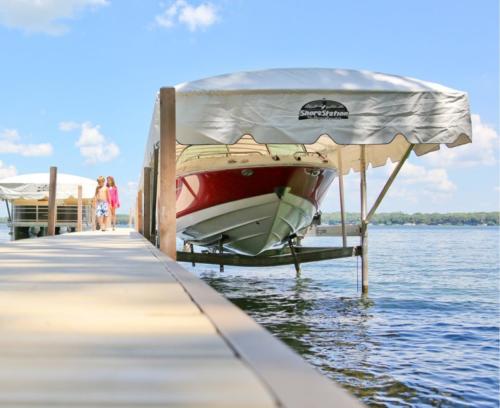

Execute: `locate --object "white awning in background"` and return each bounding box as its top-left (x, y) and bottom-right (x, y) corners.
top-left (0, 173), bottom-right (96, 200)
top-left (143, 68), bottom-right (472, 174)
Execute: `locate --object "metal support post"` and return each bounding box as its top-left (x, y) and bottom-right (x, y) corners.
top-left (360, 146), bottom-right (368, 294)
top-left (77, 185), bottom-right (83, 232)
top-left (337, 149), bottom-right (347, 247)
top-left (47, 166), bottom-right (57, 236)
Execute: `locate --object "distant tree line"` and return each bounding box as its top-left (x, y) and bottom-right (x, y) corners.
top-left (116, 214), bottom-right (130, 225)
top-left (1, 212), bottom-right (499, 226)
top-left (321, 211), bottom-right (499, 226)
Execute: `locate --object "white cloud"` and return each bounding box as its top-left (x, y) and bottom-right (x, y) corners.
top-left (60, 121), bottom-right (119, 164)
top-left (0, 129), bottom-right (53, 156)
top-left (155, 0), bottom-right (218, 32)
top-left (0, 0), bottom-right (109, 35)
top-left (384, 162), bottom-right (456, 205)
top-left (58, 121), bottom-right (80, 131)
top-left (424, 114), bottom-right (499, 168)
top-left (393, 162), bottom-right (456, 193)
top-left (320, 114), bottom-right (497, 213)
top-left (0, 128), bottom-right (20, 141)
top-left (0, 160), bottom-right (17, 179)
top-left (321, 160), bottom-right (457, 213)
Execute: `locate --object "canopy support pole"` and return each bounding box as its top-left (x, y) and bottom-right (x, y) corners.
top-left (5, 200), bottom-right (11, 222)
top-left (77, 185), bottom-right (82, 232)
top-left (5, 200), bottom-right (13, 240)
top-left (159, 87), bottom-right (177, 260)
top-left (337, 149), bottom-right (347, 247)
top-left (359, 147), bottom-right (368, 294)
top-left (47, 166), bottom-right (57, 236)
top-left (366, 144), bottom-right (414, 223)
top-left (143, 167), bottom-right (152, 241)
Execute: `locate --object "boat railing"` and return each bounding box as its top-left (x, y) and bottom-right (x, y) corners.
top-left (177, 144), bottom-right (329, 165)
top-left (293, 151), bottom-right (329, 163)
top-left (178, 150), bottom-right (267, 164)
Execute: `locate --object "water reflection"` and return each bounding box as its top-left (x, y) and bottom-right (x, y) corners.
top-left (193, 227), bottom-right (499, 407)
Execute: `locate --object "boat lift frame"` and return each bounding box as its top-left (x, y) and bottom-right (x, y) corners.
top-left (136, 87), bottom-right (416, 294)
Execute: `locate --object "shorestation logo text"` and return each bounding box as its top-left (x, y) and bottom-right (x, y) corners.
top-left (298, 99), bottom-right (349, 120)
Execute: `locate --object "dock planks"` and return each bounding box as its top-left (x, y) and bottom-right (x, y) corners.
top-left (0, 229), bottom-right (363, 407)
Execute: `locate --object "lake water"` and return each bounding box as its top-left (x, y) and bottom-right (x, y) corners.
top-left (183, 226), bottom-right (500, 408)
top-left (1, 224), bottom-right (499, 407)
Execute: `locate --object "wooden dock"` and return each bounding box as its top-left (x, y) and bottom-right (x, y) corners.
top-left (0, 229), bottom-right (363, 407)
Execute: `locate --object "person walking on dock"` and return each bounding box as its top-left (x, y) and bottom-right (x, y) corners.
top-left (94, 176), bottom-right (110, 232)
top-left (106, 176), bottom-right (120, 231)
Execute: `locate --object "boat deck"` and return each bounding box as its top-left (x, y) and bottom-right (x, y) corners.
top-left (0, 229), bottom-right (363, 407)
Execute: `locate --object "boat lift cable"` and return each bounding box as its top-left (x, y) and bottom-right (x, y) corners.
top-left (356, 255), bottom-right (359, 293)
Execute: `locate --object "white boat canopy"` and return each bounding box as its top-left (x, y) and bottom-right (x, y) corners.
top-left (145, 68), bottom-right (472, 173)
top-left (0, 173), bottom-right (96, 200)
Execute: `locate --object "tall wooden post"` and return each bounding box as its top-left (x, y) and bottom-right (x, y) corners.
top-left (77, 185), bottom-right (83, 232)
top-left (137, 190), bottom-right (143, 235)
top-left (47, 166), bottom-right (57, 236)
top-left (143, 167), bottom-right (152, 241)
top-left (159, 87), bottom-right (177, 259)
top-left (337, 149), bottom-right (347, 247)
top-left (134, 199), bottom-right (138, 231)
top-left (360, 146), bottom-right (368, 294)
top-left (151, 147), bottom-right (159, 242)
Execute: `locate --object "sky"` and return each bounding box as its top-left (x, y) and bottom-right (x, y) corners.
top-left (0, 0), bottom-right (498, 216)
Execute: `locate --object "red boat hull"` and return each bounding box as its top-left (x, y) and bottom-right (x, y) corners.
top-left (176, 166), bottom-right (335, 255)
top-left (177, 166), bottom-right (334, 217)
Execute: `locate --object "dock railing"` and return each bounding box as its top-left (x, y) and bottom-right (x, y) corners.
top-left (12, 204), bottom-right (91, 228)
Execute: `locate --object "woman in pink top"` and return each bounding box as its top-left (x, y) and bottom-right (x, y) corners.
top-left (106, 176), bottom-right (120, 231)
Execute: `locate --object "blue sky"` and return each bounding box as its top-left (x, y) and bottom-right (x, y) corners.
top-left (0, 0), bottom-right (498, 216)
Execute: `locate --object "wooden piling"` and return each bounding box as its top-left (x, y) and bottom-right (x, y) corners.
top-left (159, 87), bottom-right (177, 260)
top-left (134, 195), bottom-right (138, 232)
top-left (151, 147), bottom-right (159, 242)
top-left (76, 185), bottom-right (83, 232)
top-left (359, 146), bottom-right (368, 294)
top-left (143, 167), bottom-right (152, 241)
top-left (47, 166), bottom-right (57, 236)
top-left (137, 190), bottom-right (143, 235)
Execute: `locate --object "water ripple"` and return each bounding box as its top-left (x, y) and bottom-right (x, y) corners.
top-left (187, 226), bottom-right (500, 407)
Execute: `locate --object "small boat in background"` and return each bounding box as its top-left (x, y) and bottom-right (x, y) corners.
top-left (175, 136), bottom-right (336, 255)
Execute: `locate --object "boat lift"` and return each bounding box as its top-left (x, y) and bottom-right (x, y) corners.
top-left (136, 68), bottom-right (472, 293)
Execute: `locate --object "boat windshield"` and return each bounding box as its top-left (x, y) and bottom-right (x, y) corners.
top-left (176, 135), bottom-right (308, 164)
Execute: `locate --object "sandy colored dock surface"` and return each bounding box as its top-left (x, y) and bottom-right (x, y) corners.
top-left (0, 229), bottom-right (362, 408)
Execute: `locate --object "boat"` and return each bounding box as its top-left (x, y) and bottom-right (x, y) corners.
top-left (0, 173), bottom-right (95, 240)
top-left (175, 135), bottom-right (336, 255)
